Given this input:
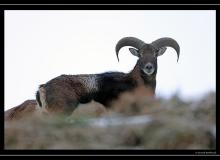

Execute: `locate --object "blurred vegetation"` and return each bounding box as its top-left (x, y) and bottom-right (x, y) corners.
top-left (5, 87), bottom-right (216, 150)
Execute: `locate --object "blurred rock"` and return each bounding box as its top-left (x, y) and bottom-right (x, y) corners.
top-left (5, 100), bottom-right (39, 122)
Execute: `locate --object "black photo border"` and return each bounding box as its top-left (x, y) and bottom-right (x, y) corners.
top-left (1, 4), bottom-right (218, 156)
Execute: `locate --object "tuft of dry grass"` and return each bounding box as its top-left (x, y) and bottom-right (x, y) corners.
top-left (5, 87), bottom-right (216, 149)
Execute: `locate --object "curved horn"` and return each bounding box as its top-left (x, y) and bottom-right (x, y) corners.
top-left (115, 37), bottom-right (146, 61)
top-left (151, 37), bottom-right (180, 62)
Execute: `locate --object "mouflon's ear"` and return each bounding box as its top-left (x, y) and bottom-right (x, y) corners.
top-left (155, 47), bottom-right (167, 57)
top-left (129, 48), bottom-right (141, 57)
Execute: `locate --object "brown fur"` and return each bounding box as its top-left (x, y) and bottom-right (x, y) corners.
top-left (40, 75), bottom-right (89, 115)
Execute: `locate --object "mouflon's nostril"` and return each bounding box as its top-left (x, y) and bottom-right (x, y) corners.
top-left (146, 64), bottom-right (153, 70)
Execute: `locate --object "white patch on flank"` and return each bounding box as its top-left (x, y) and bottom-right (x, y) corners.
top-left (78, 75), bottom-right (98, 92)
top-left (36, 86), bottom-right (49, 115)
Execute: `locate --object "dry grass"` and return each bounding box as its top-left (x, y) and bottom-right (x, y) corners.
top-left (5, 87), bottom-right (216, 149)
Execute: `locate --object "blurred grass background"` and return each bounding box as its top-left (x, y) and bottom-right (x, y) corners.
top-left (5, 87), bottom-right (216, 149)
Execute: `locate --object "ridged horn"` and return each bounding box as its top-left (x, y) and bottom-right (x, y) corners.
top-left (151, 37), bottom-right (180, 62)
top-left (115, 37), bottom-right (146, 61)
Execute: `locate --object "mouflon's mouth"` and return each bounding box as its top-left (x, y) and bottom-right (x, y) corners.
top-left (143, 68), bottom-right (155, 75)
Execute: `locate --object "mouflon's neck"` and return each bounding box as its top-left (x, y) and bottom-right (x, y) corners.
top-left (128, 63), bottom-right (156, 93)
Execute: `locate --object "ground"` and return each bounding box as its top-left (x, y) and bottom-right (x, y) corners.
top-left (4, 87), bottom-right (216, 150)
